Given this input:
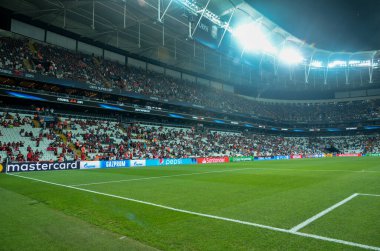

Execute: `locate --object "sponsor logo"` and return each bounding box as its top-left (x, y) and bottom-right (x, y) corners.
top-left (88, 85), bottom-right (113, 92)
top-left (84, 163), bottom-right (96, 168)
top-left (7, 162), bottom-right (79, 173)
top-left (104, 161), bottom-right (127, 168)
top-left (147, 158), bottom-right (197, 166)
top-left (303, 154), bottom-right (324, 159)
top-left (57, 97), bottom-right (84, 104)
top-left (130, 160), bottom-right (146, 167)
top-left (24, 73), bottom-right (34, 78)
top-left (366, 153), bottom-right (380, 157)
top-left (159, 159), bottom-right (183, 166)
top-left (0, 164), bottom-right (3, 173)
top-left (134, 108), bottom-right (151, 113)
top-left (254, 156), bottom-right (274, 161)
top-left (80, 161), bottom-right (101, 169)
top-left (197, 157), bottom-right (229, 164)
top-left (336, 153), bottom-right (362, 157)
top-left (231, 157), bottom-right (253, 162)
top-left (291, 155), bottom-right (303, 159)
top-left (273, 156), bottom-right (290, 160)
top-left (199, 23), bottom-right (209, 32)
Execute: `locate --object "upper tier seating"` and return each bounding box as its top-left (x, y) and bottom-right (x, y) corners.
top-left (0, 36), bottom-right (379, 123)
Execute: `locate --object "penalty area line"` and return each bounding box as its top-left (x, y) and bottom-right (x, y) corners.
top-left (7, 173), bottom-right (380, 251)
top-left (289, 193), bottom-right (359, 233)
top-left (358, 193), bottom-right (380, 197)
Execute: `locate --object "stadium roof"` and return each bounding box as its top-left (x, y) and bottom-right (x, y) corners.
top-left (1, 0), bottom-right (379, 87)
top-left (249, 0), bottom-right (380, 52)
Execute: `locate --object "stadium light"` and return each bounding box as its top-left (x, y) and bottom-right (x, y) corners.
top-left (233, 23), bottom-right (277, 54)
top-left (278, 47), bottom-right (304, 64)
top-left (328, 60), bottom-right (347, 68)
top-left (310, 60), bottom-right (323, 68)
top-left (348, 60), bottom-right (371, 67)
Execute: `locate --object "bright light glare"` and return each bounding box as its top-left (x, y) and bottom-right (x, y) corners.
top-left (328, 60), bottom-right (347, 68)
top-left (279, 48), bottom-right (303, 64)
top-left (233, 23), bottom-right (277, 54)
top-left (348, 60), bottom-right (371, 67)
top-left (310, 60), bottom-right (323, 68)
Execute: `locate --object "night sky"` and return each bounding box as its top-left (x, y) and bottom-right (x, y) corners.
top-left (247, 0), bottom-right (380, 52)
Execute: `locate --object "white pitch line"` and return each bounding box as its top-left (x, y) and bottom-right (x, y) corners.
top-left (289, 193), bottom-right (359, 233)
top-left (71, 167), bottom-right (257, 186)
top-left (72, 167), bottom-right (380, 187)
top-left (7, 173), bottom-right (380, 251)
top-left (359, 193), bottom-right (380, 197)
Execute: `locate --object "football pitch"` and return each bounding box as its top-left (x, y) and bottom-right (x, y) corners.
top-left (0, 157), bottom-right (379, 250)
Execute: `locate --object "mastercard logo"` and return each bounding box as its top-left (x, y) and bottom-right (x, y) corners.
top-left (0, 164), bottom-right (3, 173)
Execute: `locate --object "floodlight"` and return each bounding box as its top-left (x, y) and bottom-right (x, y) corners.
top-left (310, 60), bottom-right (323, 68)
top-left (348, 60), bottom-right (371, 67)
top-left (233, 23), bottom-right (277, 54)
top-left (328, 60), bottom-right (347, 68)
top-left (278, 48), bottom-right (303, 64)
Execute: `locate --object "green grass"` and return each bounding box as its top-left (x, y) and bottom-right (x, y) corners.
top-left (0, 157), bottom-right (379, 250)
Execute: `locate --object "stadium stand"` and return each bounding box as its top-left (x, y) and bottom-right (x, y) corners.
top-left (1, 109), bottom-right (379, 163)
top-left (1, 36), bottom-right (379, 124)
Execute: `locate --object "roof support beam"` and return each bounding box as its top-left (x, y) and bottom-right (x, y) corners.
top-left (162, 24), bottom-right (165, 46)
top-left (123, 1), bottom-right (126, 28)
top-left (218, 8), bottom-right (235, 48)
top-left (91, 0), bottom-right (95, 29)
top-left (369, 51), bottom-right (376, 83)
top-left (158, 0), bottom-right (174, 23)
top-left (305, 50), bottom-right (316, 83)
top-left (190, 0), bottom-right (211, 38)
top-left (63, 7), bottom-right (66, 28)
top-left (138, 22), bottom-right (141, 48)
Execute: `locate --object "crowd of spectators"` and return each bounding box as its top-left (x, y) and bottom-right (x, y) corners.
top-left (1, 111), bottom-right (380, 163)
top-left (57, 117), bottom-right (380, 160)
top-left (0, 110), bottom-right (74, 163)
top-left (0, 36), bottom-right (379, 124)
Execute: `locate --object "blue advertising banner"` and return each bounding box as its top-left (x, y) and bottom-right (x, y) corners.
top-left (273, 155), bottom-right (290, 160)
top-left (80, 160), bottom-right (130, 169)
top-left (145, 159), bottom-right (160, 166)
top-left (146, 158), bottom-right (197, 167)
top-left (254, 156), bottom-right (274, 161)
top-left (100, 160), bottom-right (130, 168)
top-left (79, 158), bottom-right (197, 170)
top-left (302, 154), bottom-right (324, 158)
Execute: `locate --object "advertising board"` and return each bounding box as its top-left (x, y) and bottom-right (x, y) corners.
top-left (129, 159), bottom-right (146, 167)
top-left (254, 156), bottom-right (274, 161)
top-left (290, 155), bottom-right (303, 159)
top-left (273, 156), bottom-right (290, 160)
top-left (80, 161), bottom-right (101, 169)
top-left (336, 153), bottom-right (362, 157)
top-left (366, 153), bottom-right (380, 157)
top-left (302, 154), bottom-right (324, 159)
top-left (146, 158), bottom-right (197, 166)
top-left (230, 157), bottom-right (254, 162)
top-left (6, 161), bottom-right (79, 173)
top-left (101, 160), bottom-right (129, 168)
top-left (197, 157), bottom-right (230, 164)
